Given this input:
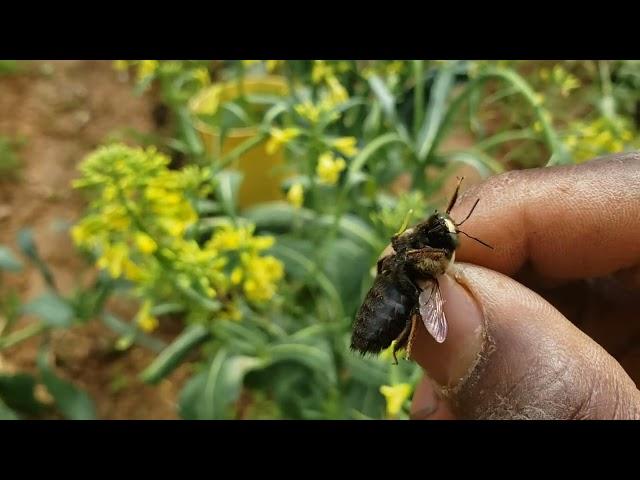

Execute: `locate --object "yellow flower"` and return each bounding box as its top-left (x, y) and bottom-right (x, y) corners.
top-left (113, 60), bottom-right (129, 72)
top-left (103, 205), bottom-right (131, 232)
top-left (294, 101), bottom-right (321, 124)
top-left (266, 60), bottom-right (283, 72)
top-left (190, 84), bottom-right (223, 115)
top-left (332, 137), bottom-right (358, 157)
top-left (250, 235), bottom-right (275, 251)
top-left (208, 224), bottom-right (245, 250)
top-left (312, 60), bottom-right (334, 84)
top-left (287, 183), bottom-right (304, 208)
top-left (385, 61), bottom-right (404, 77)
top-left (380, 383), bottom-right (412, 418)
top-left (97, 243), bottom-right (129, 279)
top-left (316, 152), bottom-right (346, 185)
top-left (266, 127), bottom-right (300, 155)
top-left (136, 300), bottom-right (159, 333)
top-left (136, 60), bottom-right (159, 81)
top-left (560, 76), bottom-right (580, 97)
top-left (122, 259), bottom-right (144, 282)
top-left (231, 267), bottom-right (243, 285)
top-left (135, 232), bottom-right (157, 254)
top-left (241, 253), bottom-right (284, 302)
top-left (71, 224), bottom-right (90, 247)
top-left (193, 67), bottom-right (210, 86)
top-left (326, 75), bottom-right (349, 105)
top-left (564, 135), bottom-right (578, 149)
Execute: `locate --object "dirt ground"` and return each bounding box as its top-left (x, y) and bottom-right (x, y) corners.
top-left (0, 60), bottom-right (189, 419)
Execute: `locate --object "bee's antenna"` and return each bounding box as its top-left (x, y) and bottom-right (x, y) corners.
top-left (458, 230), bottom-right (494, 250)
top-left (446, 176), bottom-right (464, 214)
top-left (455, 198), bottom-right (480, 227)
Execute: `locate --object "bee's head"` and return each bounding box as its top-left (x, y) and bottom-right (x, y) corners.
top-left (391, 176), bottom-right (494, 255)
top-left (418, 212), bottom-right (459, 252)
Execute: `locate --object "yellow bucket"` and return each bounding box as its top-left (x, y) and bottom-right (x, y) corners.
top-left (190, 76), bottom-right (290, 209)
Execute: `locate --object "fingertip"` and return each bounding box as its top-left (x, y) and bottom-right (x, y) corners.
top-left (409, 270), bottom-right (485, 389)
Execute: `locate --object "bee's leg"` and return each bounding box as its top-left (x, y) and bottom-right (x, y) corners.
top-left (392, 318), bottom-right (413, 365)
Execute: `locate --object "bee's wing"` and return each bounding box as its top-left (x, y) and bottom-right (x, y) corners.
top-left (418, 279), bottom-right (448, 343)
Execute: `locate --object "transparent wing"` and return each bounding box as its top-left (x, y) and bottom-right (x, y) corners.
top-left (418, 279), bottom-right (448, 343)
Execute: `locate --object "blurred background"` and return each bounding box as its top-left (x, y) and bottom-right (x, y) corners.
top-left (0, 60), bottom-right (638, 420)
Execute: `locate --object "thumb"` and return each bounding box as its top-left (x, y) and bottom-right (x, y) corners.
top-left (409, 263), bottom-right (640, 419)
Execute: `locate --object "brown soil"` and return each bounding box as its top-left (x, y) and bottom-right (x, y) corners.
top-left (0, 60), bottom-right (189, 419)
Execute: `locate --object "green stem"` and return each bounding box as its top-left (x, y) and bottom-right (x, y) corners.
top-left (215, 133), bottom-right (266, 171)
top-left (0, 322), bottom-right (47, 350)
top-left (431, 67), bottom-right (569, 166)
top-left (475, 128), bottom-right (539, 151)
top-left (412, 60), bottom-right (424, 138)
top-left (116, 190), bottom-right (220, 312)
top-left (598, 60), bottom-right (616, 120)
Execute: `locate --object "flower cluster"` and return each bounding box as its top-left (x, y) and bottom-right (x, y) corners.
top-left (72, 144), bottom-right (283, 332)
top-left (539, 64), bottom-right (581, 97)
top-left (206, 223), bottom-right (284, 303)
top-left (563, 116), bottom-right (636, 162)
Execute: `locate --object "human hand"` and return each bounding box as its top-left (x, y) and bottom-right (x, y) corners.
top-left (407, 152), bottom-right (640, 419)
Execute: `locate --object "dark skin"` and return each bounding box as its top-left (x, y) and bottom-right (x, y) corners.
top-left (402, 152), bottom-right (640, 419)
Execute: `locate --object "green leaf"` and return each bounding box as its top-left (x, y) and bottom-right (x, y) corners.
top-left (16, 228), bottom-right (38, 261)
top-left (416, 64), bottom-right (457, 162)
top-left (262, 102), bottom-right (288, 125)
top-left (179, 350), bottom-right (265, 420)
top-left (269, 241), bottom-right (344, 318)
top-left (243, 203), bottom-right (383, 251)
top-left (368, 75), bottom-right (398, 123)
top-left (194, 199), bottom-right (221, 215)
top-left (211, 320), bottom-right (268, 352)
top-left (343, 351), bottom-right (389, 388)
top-left (367, 76), bottom-right (410, 142)
top-left (0, 373), bottom-right (43, 415)
top-left (242, 202), bottom-right (301, 231)
top-left (267, 342), bottom-right (335, 385)
top-left (221, 101), bottom-right (251, 127)
top-left (16, 229), bottom-right (56, 289)
top-left (37, 348), bottom-right (96, 420)
top-left (0, 245), bottom-right (22, 272)
top-left (22, 291), bottom-right (74, 327)
top-left (177, 107), bottom-right (204, 157)
top-left (101, 312), bottom-right (166, 353)
top-left (0, 398), bottom-right (19, 419)
top-left (139, 324), bottom-right (210, 384)
top-left (445, 149), bottom-right (505, 177)
top-left (215, 170), bottom-right (243, 218)
top-left (346, 132), bottom-right (405, 188)
top-left (322, 238), bottom-right (371, 313)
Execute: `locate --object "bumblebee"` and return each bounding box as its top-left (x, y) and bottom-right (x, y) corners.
top-left (350, 178), bottom-right (492, 363)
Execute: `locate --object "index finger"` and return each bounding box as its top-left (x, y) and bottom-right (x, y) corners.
top-left (448, 152), bottom-right (640, 280)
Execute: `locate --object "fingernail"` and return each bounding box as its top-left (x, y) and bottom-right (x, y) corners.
top-left (410, 377), bottom-right (438, 419)
top-left (410, 266), bottom-right (485, 388)
top-left (410, 376), bottom-right (457, 420)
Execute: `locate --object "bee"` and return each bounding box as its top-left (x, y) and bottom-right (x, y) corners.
top-left (350, 177), bottom-right (493, 364)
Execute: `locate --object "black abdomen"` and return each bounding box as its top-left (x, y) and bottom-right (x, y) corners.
top-left (350, 275), bottom-right (416, 354)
